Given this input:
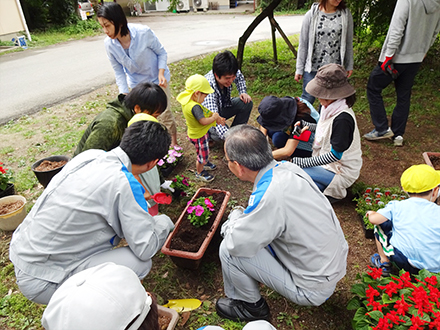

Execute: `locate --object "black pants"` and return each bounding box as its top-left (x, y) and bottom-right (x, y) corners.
top-left (366, 62), bottom-right (421, 137)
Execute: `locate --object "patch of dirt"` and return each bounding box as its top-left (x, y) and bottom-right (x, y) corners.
top-left (34, 160), bottom-right (67, 172)
top-left (430, 155), bottom-right (440, 170)
top-left (0, 200), bottom-right (24, 215)
top-left (170, 192), bottom-right (226, 252)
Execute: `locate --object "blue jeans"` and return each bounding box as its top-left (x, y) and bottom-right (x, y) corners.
top-left (301, 71), bottom-right (317, 105)
top-left (302, 166), bottom-right (335, 192)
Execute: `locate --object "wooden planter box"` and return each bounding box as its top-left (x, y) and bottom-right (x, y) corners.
top-left (161, 188), bottom-right (230, 270)
top-left (422, 152), bottom-right (440, 170)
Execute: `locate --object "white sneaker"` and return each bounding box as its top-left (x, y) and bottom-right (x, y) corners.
top-left (394, 136), bottom-right (403, 147)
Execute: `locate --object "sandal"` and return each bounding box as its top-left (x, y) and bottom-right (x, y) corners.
top-left (370, 253), bottom-right (391, 276)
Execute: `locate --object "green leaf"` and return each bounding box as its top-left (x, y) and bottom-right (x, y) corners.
top-left (353, 307), bottom-right (368, 322)
top-left (351, 283), bottom-right (367, 297)
top-left (382, 293), bottom-right (398, 304)
top-left (347, 297), bottom-right (362, 310)
top-left (367, 310), bottom-right (383, 322)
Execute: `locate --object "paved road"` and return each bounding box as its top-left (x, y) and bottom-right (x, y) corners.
top-left (0, 13), bottom-right (303, 124)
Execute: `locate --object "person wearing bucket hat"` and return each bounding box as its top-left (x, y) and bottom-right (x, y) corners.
top-left (366, 164), bottom-right (440, 275)
top-left (291, 64), bottom-right (362, 201)
top-left (177, 74), bottom-right (226, 182)
top-left (41, 263), bottom-right (160, 330)
top-left (257, 95), bottom-right (319, 159)
top-left (295, 0), bottom-right (354, 105)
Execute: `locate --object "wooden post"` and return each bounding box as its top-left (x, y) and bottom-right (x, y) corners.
top-left (269, 12), bottom-right (278, 63)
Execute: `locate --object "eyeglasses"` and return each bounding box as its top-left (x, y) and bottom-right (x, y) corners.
top-left (223, 156), bottom-right (235, 164)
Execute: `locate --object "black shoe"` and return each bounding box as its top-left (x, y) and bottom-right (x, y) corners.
top-left (215, 297), bottom-right (270, 322)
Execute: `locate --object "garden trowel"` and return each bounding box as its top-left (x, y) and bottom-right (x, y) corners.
top-left (163, 298), bottom-right (202, 313)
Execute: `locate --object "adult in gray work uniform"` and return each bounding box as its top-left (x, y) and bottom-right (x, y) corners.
top-left (215, 125), bottom-right (348, 322)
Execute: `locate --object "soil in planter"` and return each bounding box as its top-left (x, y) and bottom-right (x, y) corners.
top-left (0, 200), bottom-right (24, 215)
top-left (170, 192), bottom-right (226, 253)
top-left (158, 314), bottom-right (171, 330)
top-left (430, 155), bottom-right (440, 170)
top-left (35, 160), bottom-right (67, 171)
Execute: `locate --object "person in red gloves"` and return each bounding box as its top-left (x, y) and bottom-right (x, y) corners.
top-left (363, 0), bottom-right (440, 147)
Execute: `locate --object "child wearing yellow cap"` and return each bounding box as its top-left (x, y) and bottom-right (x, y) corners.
top-left (366, 164), bottom-right (440, 276)
top-left (177, 74), bottom-right (225, 182)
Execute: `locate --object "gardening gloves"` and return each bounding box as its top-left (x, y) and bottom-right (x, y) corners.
top-left (381, 56), bottom-right (399, 79)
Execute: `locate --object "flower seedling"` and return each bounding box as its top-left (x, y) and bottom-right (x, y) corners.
top-left (170, 174), bottom-right (191, 197)
top-left (157, 145), bottom-right (183, 169)
top-left (0, 162), bottom-right (14, 191)
top-left (348, 267), bottom-right (440, 330)
top-left (186, 196), bottom-right (217, 228)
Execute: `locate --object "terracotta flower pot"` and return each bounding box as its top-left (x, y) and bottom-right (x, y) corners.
top-left (0, 195), bottom-right (26, 231)
top-left (0, 183), bottom-right (15, 199)
top-left (422, 152), bottom-right (440, 170)
top-left (161, 188), bottom-right (230, 270)
top-left (31, 155), bottom-right (70, 188)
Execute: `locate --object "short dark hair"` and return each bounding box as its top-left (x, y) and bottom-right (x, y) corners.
top-left (97, 2), bottom-right (129, 37)
top-left (120, 121), bottom-right (170, 165)
top-left (124, 82), bottom-right (168, 115)
top-left (319, 0), bottom-right (346, 11)
top-left (225, 125), bottom-right (273, 171)
top-left (212, 50), bottom-right (238, 78)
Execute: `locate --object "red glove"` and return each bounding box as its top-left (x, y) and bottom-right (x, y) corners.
top-left (381, 56), bottom-right (399, 79)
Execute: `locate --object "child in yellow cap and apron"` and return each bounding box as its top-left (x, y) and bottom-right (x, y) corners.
top-left (367, 164), bottom-right (440, 276)
top-left (177, 74), bottom-right (225, 182)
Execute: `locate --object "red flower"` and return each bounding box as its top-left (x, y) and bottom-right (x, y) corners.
top-left (378, 281), bottom-right (400, 297)
top-left (429, 312), bottom-right (440, 329)
top-left (400, 272), bottom-right (415, 288)
top-left (366, 284), bottom-right (380, 302)
top-left (0, 167), bottom-right (6, 174)
top-left (394, 294), bottom-right (411, 315)
top-left (372, 317), bottom-right (391, 330)
top-left (425, 275), bottom-right (438, 286)
top-left (427, 285), bottom-right (440, 308)
top-left (367, 300), bottom-right (387, 312)
top-left (409, 315), bottom-right (428, 330)
top-left (367, 265), bottom-right (383, 279)
top-left (410, 285), bottom-right (433, 314)
top-left (384, 311), bottom-right (405, 326)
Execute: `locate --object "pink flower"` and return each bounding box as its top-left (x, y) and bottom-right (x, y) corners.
top-left (195, 205), bottom-right (204, 216)
top-left (167, 156), bottom-right (176, 164)
top-left (157, 159), bottom-right (164, 166)
top-left (187, 206), bottom-right (195, 214)
top-left (173, 145), bottom-right (182, 151)
top-left (182, 178), bottom-right (189, 186)
top-left (205, 198), bottom-right (213, 208)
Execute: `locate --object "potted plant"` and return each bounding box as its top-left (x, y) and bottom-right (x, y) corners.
top-left (348, 267), bottom-right (440, 329)
top-left (422, 152), bottom-right (440, 170)
top-left (31, 155), bottom-right (70, 188)
top-left (0, 195), bottom-right (26, 231)
top-left (169, 174), bottom-right (192, 198)
top-left (161, 187), bottom-right (230, 270)
top-left (0, 162), bottom-right (15, 198)
top-left (158, 146), bottom-right (183, 178)
top-left (352, 183), bottom-right (407, 239)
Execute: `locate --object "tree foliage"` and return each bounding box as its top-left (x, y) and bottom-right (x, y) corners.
top-left (20, 0), bottom-right (78, 31)
top-left (347, 0), bottom-right (397, 45)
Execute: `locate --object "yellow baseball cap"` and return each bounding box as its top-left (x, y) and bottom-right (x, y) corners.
top-left (400, 164), bottom-right (440, 193)
top-left (176, 74), bottom-right (214, 105)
